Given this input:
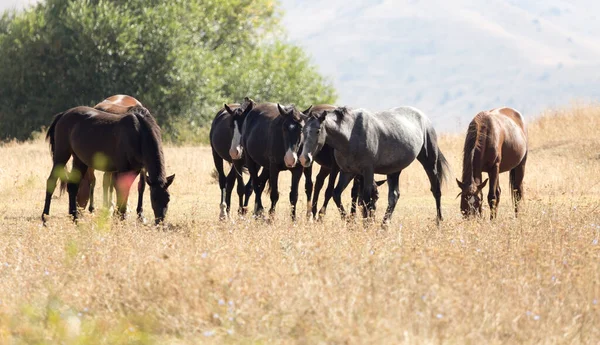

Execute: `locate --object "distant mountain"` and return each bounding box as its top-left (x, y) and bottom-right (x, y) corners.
top-left (279, 0), bottom-right (600, 131)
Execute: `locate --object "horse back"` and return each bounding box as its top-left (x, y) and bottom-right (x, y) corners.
top-left (95, 95), bottom-right (142, 114)
top-left (243, 103), bottom-right (279, 167)
top-left (490, 107), bottom-right (526, 133)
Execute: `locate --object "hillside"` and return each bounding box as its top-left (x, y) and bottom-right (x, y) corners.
top-left (280, 0), bottom-right (600, 131)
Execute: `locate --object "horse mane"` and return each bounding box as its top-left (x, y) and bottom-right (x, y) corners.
top-left (130, 106), bottom-right (166, 185)
top-left (461, 113), bottom-right (486, 185)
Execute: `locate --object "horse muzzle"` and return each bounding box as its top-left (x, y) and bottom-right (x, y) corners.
top-left (299, 153), bottom-right (313, 167)
top-left (284, 149), bottom-right (298, 168)
top-left (229, 146), bottom-right (243, 160)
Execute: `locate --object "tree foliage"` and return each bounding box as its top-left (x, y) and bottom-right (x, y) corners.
top-left (0, 0), bottom-right (336, 142)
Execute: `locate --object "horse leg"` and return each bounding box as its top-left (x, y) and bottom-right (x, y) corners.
top-left (114, 171), bottom-right (135, 220)
top-left (268, 163), bottom-right (280, 219)
top-left (312, 166), bottom-right (330, 219)
top-left (242, 177), bottom-right (253, 215)
top-left (290, 167), bottom-right (303, 222)
top-left (136, 172), bottom-right (146, 222)
top-left (102, 172), bottom-right (113, 209)
top-left (487, 163), bottom-right (500, 220)
top-left (42, 157), bottom-right (70, 223)
top-left (232, 160), bottom-right (246, 215)
top-left (350, 176), bottom-right (361, 217)
top-left (87, 170), bottom-right (96, 213)
top-left (382, 172), bottom-right (401, 226)
top-left (360, 169), bottom-right (375, 221)
top-left (319, 163), bottom-right (339, 219)
top-left (68, 157), bottom-right (89, 221)
top-left (303, 165), bottom-right (314, 219)
top-left (511, 152), bottom-right (527, 217)
top-left (333, 171), bottom-right (355, 219)
top-left (213, 149), bottom-right (228, 220)
top-left (246, 159), bottom-right (264, 216)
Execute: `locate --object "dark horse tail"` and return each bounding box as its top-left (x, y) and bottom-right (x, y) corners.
top-left (423, 124), bottom-right (451, 186)
top-left (46, 112), bottom-right (70, 196)
top-left (46, 111), bottom-right (65, 158)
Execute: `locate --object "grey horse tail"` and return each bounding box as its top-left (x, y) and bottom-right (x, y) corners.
top-left (424, 125), bottom-right (451, 187)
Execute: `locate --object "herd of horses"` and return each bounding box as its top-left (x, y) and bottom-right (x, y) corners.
top-left (40, 94), bottom-right (528, 226)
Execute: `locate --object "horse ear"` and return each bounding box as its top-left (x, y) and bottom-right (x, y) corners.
top-left (318, 110), bottom-right (328, 123)
top-left (302, 105), bottom-right (313, 116)
top-left (241, 97), bottom-right (254, 112)
top-left (456, 179), bottom-right (465, 189)
top-left (375, 179), bottom-right (386, 187)
top-left (165, 174), bottom-right (175, 188)
top-left (477, 178), bottom-right (488, 192)
top-left (277, 103), bottom-right (287, 116)
top-left (224, 104), bottom-right (234, 115)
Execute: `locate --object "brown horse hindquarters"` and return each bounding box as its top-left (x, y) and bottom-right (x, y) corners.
top-left (492, 111), bottom-right (527, 173)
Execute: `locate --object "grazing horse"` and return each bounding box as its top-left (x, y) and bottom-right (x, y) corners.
top-left (71, 95), bottom-right (146, 216)
top-left (299, 106), bottom-right (450, 225)
top-left (229, 102), bottom-right (314, 220)
top-left (42, 105), bottom-right (175, 224)
top-left (210, 99), bottom-right (255, 220)
top-left (456, 107), bottom-right (527, 219)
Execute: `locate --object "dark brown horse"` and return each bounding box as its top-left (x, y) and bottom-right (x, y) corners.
top-left (456, 107), bottom-right (527, 219)
top-left (68, 95), bottom-right (146, 215)
top-left (210, 99), bottom-right (256, 220)
top-left (43, 105), bottom-right (175, 224)
top-left (230, 102), bottom-right (315, 220)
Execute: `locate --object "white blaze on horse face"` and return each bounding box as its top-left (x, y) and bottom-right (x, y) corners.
top-left (229, 122), bottom-right (243, 160)
top-left (284, 148), bottom-right (298, 168)
top-left (299, 152), bottom-right (312, 167)
top-left (468, 196), bottom-right (476, 209)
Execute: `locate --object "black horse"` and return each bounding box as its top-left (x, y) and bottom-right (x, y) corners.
top-left (210, 100), bottom-right (255, 220)
top-left (229, 102), bottom-right (316, 220)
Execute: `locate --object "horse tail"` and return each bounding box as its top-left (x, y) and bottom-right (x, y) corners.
top-left (46, 111), bottom-right (65, 158)
top-left (509, 167), bottom-right (517, 205)
top-left (436, 149), bottom-right (451, 187)
top-left (423, 124), bottom-right (451, 187)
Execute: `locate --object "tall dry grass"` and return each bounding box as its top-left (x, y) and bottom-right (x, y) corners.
top-left (0, 104), bottom-right (599, 344)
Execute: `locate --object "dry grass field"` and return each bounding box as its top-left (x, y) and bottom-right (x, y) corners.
top-left (1, 104), bottom-right (599, 344)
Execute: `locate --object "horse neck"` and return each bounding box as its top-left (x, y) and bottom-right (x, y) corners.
top-left (323, 115), bottom-right (353, 153)
top-left (461, 120), bottom-right (486, 187)
top-left (139, 118), bottom-right (166, 184)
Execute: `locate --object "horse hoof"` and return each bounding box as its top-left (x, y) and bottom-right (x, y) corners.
top-left (88, 206), bottom-right (95, 213)
top-left (239, 207), bottom-right (249, 216)
top-left (137, 215), bottom-right (147, 224)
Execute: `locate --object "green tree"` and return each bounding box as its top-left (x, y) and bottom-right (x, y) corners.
top-left (0, 0), bottom-right (336, 142)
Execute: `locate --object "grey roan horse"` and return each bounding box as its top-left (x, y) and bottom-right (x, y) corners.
top-left (299, 106), bottom-right (450, 225)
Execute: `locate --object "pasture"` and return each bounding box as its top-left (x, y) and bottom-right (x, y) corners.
top-left (0, 105), bottom-right (599, 344)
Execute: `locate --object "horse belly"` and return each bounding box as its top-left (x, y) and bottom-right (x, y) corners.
top-left (499, 141), bottom-right (526, 172)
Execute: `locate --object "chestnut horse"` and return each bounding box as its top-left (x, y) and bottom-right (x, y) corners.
top-left (68, 95), bottom-right (146, 216)
top-left (456, 107), bottom-right (527, 219)
top-left (43, 105), bottom-right (175, 224)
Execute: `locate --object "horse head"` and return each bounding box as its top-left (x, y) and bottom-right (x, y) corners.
top-left (147, 173), bottom-right (175, 224)
top-left (227, 97), bottom-right (255, 160)
top-left (456, 178), bottom-right (488, 217)
top-left (299, 109), bottom-right (329, 167)
top-left (278, 103), bottom-right (310, 168)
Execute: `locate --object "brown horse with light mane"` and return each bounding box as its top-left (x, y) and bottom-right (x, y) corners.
top-left (456, 107), bottom-right (527, 219)
top-left (69, 95), bottom-right (145, 215)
